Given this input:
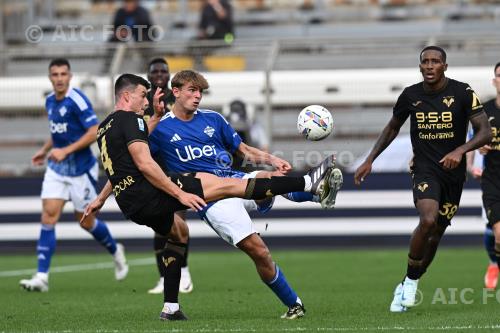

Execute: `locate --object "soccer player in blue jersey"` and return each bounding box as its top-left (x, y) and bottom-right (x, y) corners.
top-left (83, 73), bottom-right (338, 320)
top-left (19, 59), bottom-right (128, 292)
top-left (149, 70), bottom-right (343, 319)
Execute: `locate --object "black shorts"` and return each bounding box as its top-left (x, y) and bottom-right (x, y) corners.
top-left (481, 178), bottom-right (500, 226)
top-left (412, 171), bottom-right (463, 226)
top-left (129, 173), bottom-right (204, 235)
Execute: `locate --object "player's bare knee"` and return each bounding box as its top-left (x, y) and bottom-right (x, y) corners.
top-left (79, 217), bottom-right (94, 230)
top-left (41, 210), bottom-right (59, 225)
top-left (419, 215), bottom-right (437, 232)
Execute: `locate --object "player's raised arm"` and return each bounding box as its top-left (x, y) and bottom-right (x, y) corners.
top-left (146, 87), bottom-right (165, 133)
top-left (236, 142), bottom-right (292, 173)
top-left (354, 116), bottom-right (405, 185)
top-left (81, 180), bottom-right (113, 223)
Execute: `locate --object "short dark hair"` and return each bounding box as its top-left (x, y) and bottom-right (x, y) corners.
top-left (494, 62), bottom-right (500, 73)
top-left (148, 57), bottom-right (168, 69)
top-left (114, 73), bottom-right (150, 98)
top-left (420, 46), bottom-right (447, 63)
top-left (49, 58), bottom-right (71, 70)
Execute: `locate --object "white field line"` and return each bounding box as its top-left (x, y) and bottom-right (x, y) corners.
top-left (0, 257), bottom-right (154, 278)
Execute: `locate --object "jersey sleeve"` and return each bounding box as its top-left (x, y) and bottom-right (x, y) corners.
top-left (70, 91), bottom-right (99, 129)
top-left (392, 89), bottom-right (411, 122)
top-left (148, 128), bottom-right (161, 155)
top-left (219, 115), bottom-right (242, 153)
top-left (122, 114), bottom-right (149, 146)
top-left (463, 85), bottom-right (484, 119)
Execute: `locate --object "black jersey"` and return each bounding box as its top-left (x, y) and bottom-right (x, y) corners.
top-left (144, 87), bottom-right (175, 122)
top-left (482, 98), bottom-right (500, 184)
top-left (393, 78), bottom-right (484, 182)
top-left (97, 110), bottom-right (157, 217)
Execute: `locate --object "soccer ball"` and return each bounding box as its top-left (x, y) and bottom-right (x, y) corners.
top-left (297, 105), bottom-right (334, 141)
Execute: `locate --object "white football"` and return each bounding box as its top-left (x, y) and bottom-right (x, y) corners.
top-left (297, 105), bottom-right (334, 141)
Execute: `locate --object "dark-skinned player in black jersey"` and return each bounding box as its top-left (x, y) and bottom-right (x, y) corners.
top-left (81, 73), bottom-right (337, 321)
top-left (477, 62), bottom-right (500, 290)
top-left (143, 58), bottom-right (194, 295)
top-left (354, 46), bottom-right (492, 312)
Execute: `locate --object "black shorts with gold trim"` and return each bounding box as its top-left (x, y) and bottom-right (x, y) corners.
top-left (129, 173), bottom-right (204, 235)
top-left (412, 171), bottom-right (464, 226)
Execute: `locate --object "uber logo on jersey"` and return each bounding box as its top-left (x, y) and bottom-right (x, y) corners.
top-left (50, 120), bottom-right (68, 134)
top-left (176, 144), bottom-right (217, 162)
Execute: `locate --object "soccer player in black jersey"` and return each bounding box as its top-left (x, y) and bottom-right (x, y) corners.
top-left (477, 62), bottom-right (500, 287)
top-left (354, 46), bottom-right (492, 312)
top-left (143, 58), bottom-right (194, 295)
top-left (82, 73), bottom-right (337, 321)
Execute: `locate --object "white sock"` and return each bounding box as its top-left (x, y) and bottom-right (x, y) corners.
top-left (181, 266), bottom-right (189, 275)
top-left (296, 297), bottom-right (303, 306)
top-left (36, 272), bottom-right (49, 281)
top-left (303, 175), bottom-right (312, 192)
top-left (163, 302), bottom-right (179, 313)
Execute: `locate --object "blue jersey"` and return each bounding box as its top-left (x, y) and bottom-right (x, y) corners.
top-left (45, 88), bottom-right (98, 176)
top-left (149, 109), bottom-right (242, 175)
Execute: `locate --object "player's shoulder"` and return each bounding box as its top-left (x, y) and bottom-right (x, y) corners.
top-left (160, 111), bottom-right (176, 122)
top-left (448, 78), bottom-right (473, 92)
top-left (483, 98), bottom-right (496, 111)
top-left (66, 88), bottom-right (92, 111)
top-left (197, 109), bottom-right (229, 123)
top-left (45, 91), bottom-right (56, 102)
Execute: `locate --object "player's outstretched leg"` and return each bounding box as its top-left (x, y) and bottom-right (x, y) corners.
top-left (198, 154), bottom-right (337, 203)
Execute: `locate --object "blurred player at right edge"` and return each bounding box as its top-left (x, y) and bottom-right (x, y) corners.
top-left (467, 62), bottom-right (500, 289)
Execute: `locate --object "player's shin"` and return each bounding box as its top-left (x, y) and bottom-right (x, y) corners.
top-left (162, 240), bottom-right (187, 306)
top-left (87, 218), bottom-right (117, 254)
top-left (154, 234), bottom-right (168, 277)
top-left (37, 224), bottom-right (56, 274)
top-left (265, 264), bottom-right (301, 308)
top-left (243, 177), bottom-right (307, 200)
top-left (495, 242), bottom-right (500, 270)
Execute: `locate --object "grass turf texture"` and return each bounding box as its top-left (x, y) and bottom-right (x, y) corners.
top-left (1, 248), bottom-right (500, 332)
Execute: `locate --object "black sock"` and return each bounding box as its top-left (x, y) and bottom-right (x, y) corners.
top-left (244, 177), bottom-right (306, 199)
top-left (495, 243), bottom-right (500, 271)
top-left (406, 255), bottom-right (423, 280)
top-left (163, 240), bottom-right (187, 303)
top-left (182, 237), bottom-right (189, 268)
top-left (154, 234), bottom-right (168, 278)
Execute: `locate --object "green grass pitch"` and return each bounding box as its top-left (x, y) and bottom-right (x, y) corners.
top-left (1, 248), bottom-right (500, 332)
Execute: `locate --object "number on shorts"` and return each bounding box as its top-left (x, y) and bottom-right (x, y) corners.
top-left (84, 188), bottom-right (90, 201)
top-left (100, 135), bottom-right (114, 175)
top-left (439, 203), bottom-right (458, 220)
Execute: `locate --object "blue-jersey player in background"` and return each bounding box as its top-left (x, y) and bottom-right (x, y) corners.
top-left (19, 59), bottom-right (128, 292)
top-left (149, 70), bottom-right (343, 319)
